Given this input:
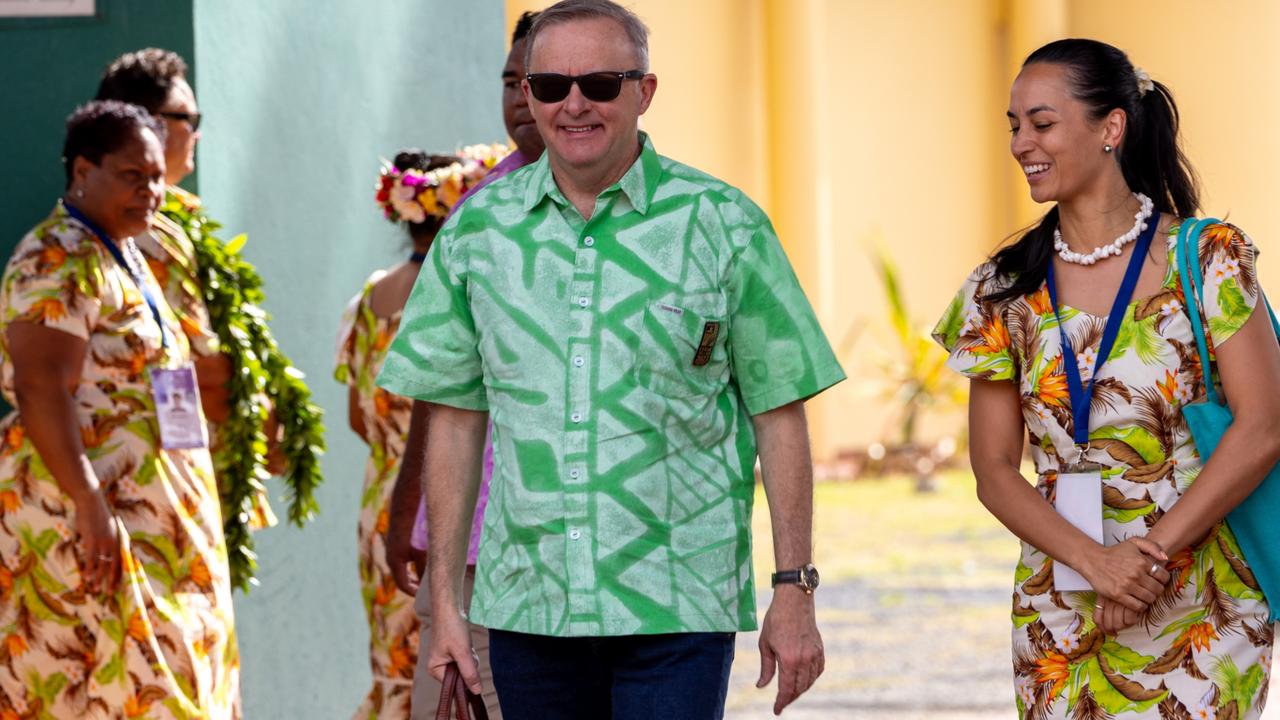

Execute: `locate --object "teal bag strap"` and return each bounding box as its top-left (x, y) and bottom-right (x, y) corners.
top-left (1177, 217), bottom-right (1280, 406)
top-left (1177, 217), bottom-right (1222, 406)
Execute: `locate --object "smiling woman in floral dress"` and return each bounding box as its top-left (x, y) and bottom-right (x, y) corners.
top-left (0, 102), bottom-right (238, 718)
top-left (935, 40), bottom-right (1280, 719)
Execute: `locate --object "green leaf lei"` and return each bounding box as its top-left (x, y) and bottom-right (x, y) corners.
top-left (159, 191), bottom-right (325, 591)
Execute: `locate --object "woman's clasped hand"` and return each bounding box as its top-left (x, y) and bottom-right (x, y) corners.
top-left (1080, 536), bottom-right (1172, 634)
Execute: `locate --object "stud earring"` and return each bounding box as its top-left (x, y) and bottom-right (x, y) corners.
top-left (75, 188), bottom-right (85, 199)
top-left (1103, 144), bottom-right (1113, 154)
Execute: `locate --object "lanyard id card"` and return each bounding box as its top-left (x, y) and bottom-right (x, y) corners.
top-left (151, 364), bottom-right (208, 449)
top-left (1045, 211), bottom-right (1161, 592)
top-left (1053, 462), bottom-right (1104, 591)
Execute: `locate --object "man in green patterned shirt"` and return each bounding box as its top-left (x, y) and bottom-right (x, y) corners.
top-left (377, 1), bottom-right (844, 717)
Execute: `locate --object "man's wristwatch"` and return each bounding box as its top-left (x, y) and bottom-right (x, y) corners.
top-left (771, 563), bottom-right (820, 594)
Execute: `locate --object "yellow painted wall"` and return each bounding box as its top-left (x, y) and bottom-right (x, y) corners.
top-left (810, 0), bottom-right (1005, 456)
top-left (1068, 0), bottom-right (1280, 293)
top-left (505, 0), bottom-right (1279, 461)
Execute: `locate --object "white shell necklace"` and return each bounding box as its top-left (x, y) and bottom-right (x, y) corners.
top-left (1053, 192), bottom-right (1154, 265)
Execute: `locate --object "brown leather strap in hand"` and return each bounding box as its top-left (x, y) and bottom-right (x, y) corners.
top-left (435, 662), bottom-right (489, 720)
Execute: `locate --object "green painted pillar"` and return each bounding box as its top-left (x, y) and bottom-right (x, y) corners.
top-left (0, 1), bottom-right (195, 263)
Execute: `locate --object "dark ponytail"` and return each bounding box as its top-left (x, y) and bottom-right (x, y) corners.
top-left (986, 39), bottom-right (1200, 303)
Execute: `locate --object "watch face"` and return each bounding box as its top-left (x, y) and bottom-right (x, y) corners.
top-left (803, 564), bottom-right (820, 589)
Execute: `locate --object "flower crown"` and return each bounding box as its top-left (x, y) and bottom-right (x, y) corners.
top-left (375, 143), bottom-right (510, 224)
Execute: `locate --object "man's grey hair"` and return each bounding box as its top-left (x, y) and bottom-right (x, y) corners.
top-left (524, 0), bottom-right (651, 73)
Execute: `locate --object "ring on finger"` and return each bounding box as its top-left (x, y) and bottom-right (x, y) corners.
top-left (1149, 562), bottom-right (1161, 575)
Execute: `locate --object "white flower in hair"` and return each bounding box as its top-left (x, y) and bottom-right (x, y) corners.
top-left (1134, 66), bottom-right (1155, 97)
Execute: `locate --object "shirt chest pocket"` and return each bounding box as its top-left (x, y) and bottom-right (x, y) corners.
top-left (635, 295), bottom-right (730, 400)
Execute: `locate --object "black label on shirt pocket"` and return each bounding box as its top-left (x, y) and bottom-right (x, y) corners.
top-left (639, 299), bottom-right (728, 400)
top-left (693, 322), bottom-right (720, 367)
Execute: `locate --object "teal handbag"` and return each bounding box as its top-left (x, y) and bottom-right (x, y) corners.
top-left (1176, 217), bottom-right (1280, 621)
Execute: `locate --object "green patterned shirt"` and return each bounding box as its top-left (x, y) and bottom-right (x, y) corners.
top-left (378, 133), bottom-right (844, 636)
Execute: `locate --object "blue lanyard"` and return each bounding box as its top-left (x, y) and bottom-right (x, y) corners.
top-left (63, 202), bottom-right (170, 349)
top-left (1046, 213), bottom-right (1160, 445)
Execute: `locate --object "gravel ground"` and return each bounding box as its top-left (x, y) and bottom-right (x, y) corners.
top-left (723, 565), bottom-right (1011, 718)
top-left (720, 477), bottom-right (1280, 719)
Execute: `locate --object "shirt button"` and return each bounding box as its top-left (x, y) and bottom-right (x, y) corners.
top-left (569, 529), bottom-right (582, 540)
top-left (573, 356), bottom-right (584, 367)
top-left (584, 236), bottom-right (595, 247)
top-left (570, 469), bottom-right (581, 479)
top-left (577, 297), bottom-right (589, 308)
top-left (570, 412), bottom-right (582, 423)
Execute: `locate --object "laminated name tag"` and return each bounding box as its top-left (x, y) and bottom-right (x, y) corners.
top-left (151, 364), bottom-right (208, 449)
top-left (1053, 466), bottom-right (1104, 592)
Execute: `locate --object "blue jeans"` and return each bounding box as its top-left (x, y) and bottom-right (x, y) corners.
top-left (489, 630), bottom-right (736, 720)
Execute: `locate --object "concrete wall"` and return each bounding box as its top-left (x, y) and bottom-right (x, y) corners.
top-left (192, 1), bottom-right (505, 716)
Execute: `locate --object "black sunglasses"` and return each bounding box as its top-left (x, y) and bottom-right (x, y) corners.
top-left (157, 111), bottom-right (202, 131)
top-left (525, 70), bottom-right (645, 103)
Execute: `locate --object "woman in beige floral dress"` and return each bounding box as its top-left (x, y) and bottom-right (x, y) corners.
top-left (336, 150), bottom-right (464, 719)
top-left (936, 41), bottom-right (1280, 719)
top-left (0, 102), bottom-right (239, 718)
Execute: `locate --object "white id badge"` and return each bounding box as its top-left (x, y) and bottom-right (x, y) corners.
top-left (1053, 467), bottom-right (1104, 592)
top-left (151, 365), bottom-right (208, 450)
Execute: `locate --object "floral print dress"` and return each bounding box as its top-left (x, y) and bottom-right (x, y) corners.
top-left (934, 221), bottom-right (1273, 720)
top-left (335, 271), bottom-right (417, 719)
top-left (140, 186), bottom-right (277, 531)
top-left (138, 190), bottom-right (221, 360)
top-left (0, 203), bottom-right (240, 719)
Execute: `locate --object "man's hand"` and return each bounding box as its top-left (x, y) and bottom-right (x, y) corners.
top-left (751, 401), bottom-right (821, 715)
top-left (421, 403), bottom-right (487, 691)
top-left (385, 402), bottom-right (430, 595)
top-left (386, 499), bottom-right (425, 595)
top-left (756, 586), bottom-right (824, 715)
top-left (428, 603), bottom-right (483, 694)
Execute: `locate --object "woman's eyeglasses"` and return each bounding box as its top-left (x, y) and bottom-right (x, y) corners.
top-left (525, 70), bottom-right (645, 103)
top-left (158, 111), bottom-right (202, 131)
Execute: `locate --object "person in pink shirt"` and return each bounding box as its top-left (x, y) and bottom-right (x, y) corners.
top-left (381, 11), bottom-right (546, 719)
